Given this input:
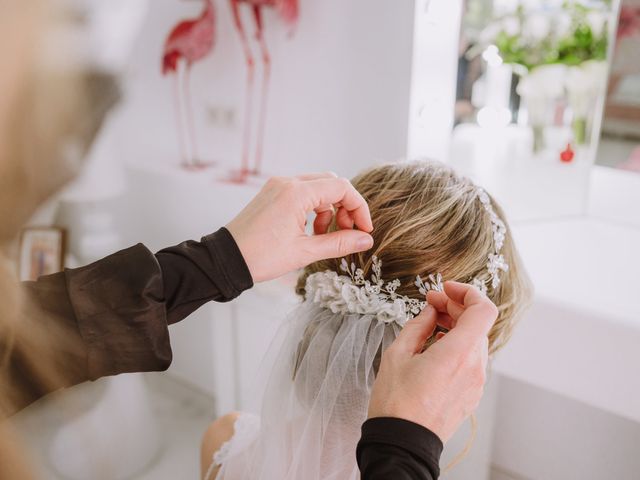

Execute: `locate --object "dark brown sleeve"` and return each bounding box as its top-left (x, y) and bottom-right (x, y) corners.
top-left (357, 417), bottom-right (443, 479)
top-left (10, 227), bottom-right (252, 412)
top-left (62, 243), bottom-right (172, 379)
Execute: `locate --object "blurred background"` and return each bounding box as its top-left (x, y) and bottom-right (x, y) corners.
top-left (11, 0), bottom-right (640, 479)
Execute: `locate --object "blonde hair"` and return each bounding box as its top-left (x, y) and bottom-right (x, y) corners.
top-left (297, 160), bottom-right (532, 355)
top-left (0, 2), bottom-right (119, 478)
top-left (0, 1), bottom-right (120, 244)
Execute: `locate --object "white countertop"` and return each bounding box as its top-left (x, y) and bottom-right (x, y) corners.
top-left (494, 216), bottom-right (640, 423)
top-left (512, 218), bottom-right (640, 326)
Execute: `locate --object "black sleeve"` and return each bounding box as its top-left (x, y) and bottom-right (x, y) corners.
top-left (357, 417), bottom-right (443, 480)
top-left (156, 227), bottom-right (253, 325)
top-left (11, 227), bottom-right (252, 412)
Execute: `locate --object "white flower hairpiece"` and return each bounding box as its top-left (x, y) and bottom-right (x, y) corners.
top-left (473, 188), bottom-right (509, 294)
top-left (304, 186), bottom-right (509, 325)
top-left (304, 256), bottom-right (443, 326)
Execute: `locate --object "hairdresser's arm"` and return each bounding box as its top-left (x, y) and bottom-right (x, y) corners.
top-left (358, 282), bottom-right (497, 479)
top-left (13, 174), bottom-right (373, 412)
top-left (10, 228), bottom-right (253, 413)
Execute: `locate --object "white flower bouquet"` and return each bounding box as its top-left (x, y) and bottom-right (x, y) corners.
top-left (477, 0), bottom-right (612, 152)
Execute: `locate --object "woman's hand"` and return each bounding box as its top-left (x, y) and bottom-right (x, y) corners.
top-left (226, 173), bottom-right (374, 283)
top-left (367, 281), bottom-right (497, 443)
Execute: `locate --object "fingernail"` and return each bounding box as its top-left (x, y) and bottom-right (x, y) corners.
top-left (356, 235), bottom-right (374, 251)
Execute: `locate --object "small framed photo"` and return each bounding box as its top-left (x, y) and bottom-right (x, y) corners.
top-left (18, 227), bottom-right (66, 282)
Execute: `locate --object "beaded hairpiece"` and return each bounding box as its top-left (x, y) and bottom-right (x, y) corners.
top-left (304, 187), bottom-right (508, 325)
top-left (471, 188), bottom-right (509, 295)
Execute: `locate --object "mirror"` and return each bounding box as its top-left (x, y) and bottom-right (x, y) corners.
top-left (595, 0), bottom-right (640, 173)
top-left (450, 0), bottom-right (620, 221)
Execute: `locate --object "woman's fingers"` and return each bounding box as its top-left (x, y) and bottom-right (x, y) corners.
top-left (313, 208), bottom-right (334, 235)
top-left (301, 178), bottom-right (373, 233)
top-left (427, 282), bottom-right (498, 339)
top-left (435, 312), bottom-right (455, 330)
top-left (301, 229), bottom-right (374, 264)
top-left (302, 174), bottom-right (339, 235)
top-left (443, 281), bottom-right (485, 307)
top-left (392, 305), bottom-right (438, 354)
top-left (296, 175), bottom-right (371, 234)
top-left (427, 290), bottom-right (464, 323)
top-left (304, 176), bottom-right (370, 234)
top-left (335, 206), bottom-right (355, 230)
top-left (295, 172), bottom-right (338, 181)
top-left (312, 205), bottom-right (356, 234)
top-left (442, 281), bottom-right (498, 338)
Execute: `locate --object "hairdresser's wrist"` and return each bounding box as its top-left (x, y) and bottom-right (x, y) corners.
top-left (367, 400), bottom-right (446, 444)
top-left (358, 417), bottom-right (443, 468)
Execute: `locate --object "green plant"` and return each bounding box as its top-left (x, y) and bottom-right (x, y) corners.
top-left (481, 1), bottom-right (610, 71)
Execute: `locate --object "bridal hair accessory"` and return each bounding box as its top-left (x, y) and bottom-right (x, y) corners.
top-left (472, 188), bottom-right (509, 294)
top-left (304, 256), bottom-right (443, 326)
top-left (304, 187), bottom-right (509, 326)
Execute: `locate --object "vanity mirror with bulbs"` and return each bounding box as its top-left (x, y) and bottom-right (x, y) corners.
top-left (448, 0), bottom-right (624, 222)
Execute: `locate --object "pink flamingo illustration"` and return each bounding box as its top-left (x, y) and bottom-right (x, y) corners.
top-left (617, 5), bottom-right (640, 40)
top-left (162, 0), bottom-right (216, 169)
top-left (228, 0), bottom-right (299, 182)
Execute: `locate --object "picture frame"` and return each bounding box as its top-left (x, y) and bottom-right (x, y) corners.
top-left (18, 227), bottom-right (66, 282)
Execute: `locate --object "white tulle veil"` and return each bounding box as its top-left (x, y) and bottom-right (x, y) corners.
top-left (211, 248), bottom-right (454, 479)
top-left (216, 297), bottom-right (401, 480)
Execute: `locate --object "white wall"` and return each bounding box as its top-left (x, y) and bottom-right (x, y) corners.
top-left (492, 377), bottom-right (640, 480)
top-left (110, 0), bottom-right (417, 178)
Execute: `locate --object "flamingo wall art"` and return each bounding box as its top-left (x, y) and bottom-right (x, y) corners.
top-left (228, 0), bottom-right (299, 182)
top-left (162, 0), bottom-right (299, 179)
top-left (162, 0), bottom-right (216, 169)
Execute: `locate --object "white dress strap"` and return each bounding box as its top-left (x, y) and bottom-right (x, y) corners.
top-left (204, 413), bottom-right (261, 480)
